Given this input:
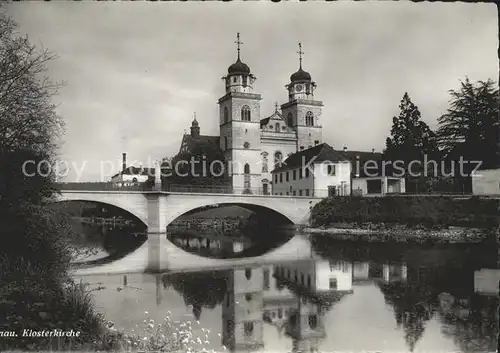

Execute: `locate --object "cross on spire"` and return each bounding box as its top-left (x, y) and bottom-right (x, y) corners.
top-left (297, 42), bottom-right (304, 69)
top-left (274, 101), bottom-right (279, 112)
top-left (193, 112), bottom-right (197, 121)
top-left (235, 32), bottom-right (243, 60)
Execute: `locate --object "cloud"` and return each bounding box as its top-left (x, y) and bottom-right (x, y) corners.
top-left (6, 2), bottom-right (498, 181)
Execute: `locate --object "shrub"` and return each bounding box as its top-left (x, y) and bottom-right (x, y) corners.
top-left (310, 196), bottom-right (499, 229)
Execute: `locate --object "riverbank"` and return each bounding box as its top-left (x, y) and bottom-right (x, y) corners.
top-left (305, 223), bottom-right (497, 244)
top-left (311, 196), bottom-right (499, 230)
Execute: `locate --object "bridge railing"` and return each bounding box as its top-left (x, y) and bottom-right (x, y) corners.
top-left (56, 182), bottom-right (485, 198)
top-left (56, 182), bottom-right (146, 192)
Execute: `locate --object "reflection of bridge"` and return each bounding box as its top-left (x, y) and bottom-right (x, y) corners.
top-left (57, 188), bottom-right (322, 273)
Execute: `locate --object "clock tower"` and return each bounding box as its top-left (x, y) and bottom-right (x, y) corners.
top-left (218, 33), bottom-right (262, 194)
top-left (281, 43), bottom-right (323, 151)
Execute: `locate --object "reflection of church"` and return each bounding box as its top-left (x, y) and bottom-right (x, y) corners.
top-left (155, 258), bottom-right (410, 352)
top-left (222, 266), bottom-right (265, 351)
top-left (222, 258), bottom-right (355, 353)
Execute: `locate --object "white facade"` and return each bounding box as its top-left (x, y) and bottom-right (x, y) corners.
top-left (352, 176), bottom-right (406, 196)
top-left (472, 168), bottom-right (500, 195)
top-left (276, 258), bottom-right (353, 293)
top-left (111, 173), bottom-right (149, 186)
top-left (272, 160), bottom-right (352, 197)
top-left (474, 268), bottom-right (500, 295)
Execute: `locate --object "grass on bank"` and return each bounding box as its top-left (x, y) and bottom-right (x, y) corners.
top-left (310, 196), bottom-right (499, 229)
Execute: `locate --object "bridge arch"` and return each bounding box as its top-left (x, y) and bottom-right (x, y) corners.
top-left (161, 194), bottom-right (313, 227)
top-left (55, 192), bottom-right (148, 226)
top-left (172, 202), bottom-right (291, 225)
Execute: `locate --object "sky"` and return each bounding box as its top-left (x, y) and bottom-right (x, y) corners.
top-left (6, 2), bottom-right (498, 182)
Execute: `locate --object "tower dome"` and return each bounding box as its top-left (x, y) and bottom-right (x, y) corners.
top-left (228, 33), bottom-right (251, 75)
top-left (228, 57), bottom-right (251, 75)
top-left (290, 67), bottom-right (311, 83)
top-left (290, 42), bottom-right (311, 83)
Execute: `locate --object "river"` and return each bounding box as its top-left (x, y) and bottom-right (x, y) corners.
top-left (74, 232), bottom-right (498, 353)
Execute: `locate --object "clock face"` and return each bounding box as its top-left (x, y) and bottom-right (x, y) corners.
top-left (296, 84), bottom-right (303, 92)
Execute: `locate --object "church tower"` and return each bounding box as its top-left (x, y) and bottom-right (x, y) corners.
top-left (219, 33), bottom-right (262, 194)
top-left (222, 267), bottom-right (264, 351)
top-left (287, 296), bottom-right (326, 353)
top-left (190, 113), bottom-right (200, 138)
top-left (281, 43), bottom-right (323, 152)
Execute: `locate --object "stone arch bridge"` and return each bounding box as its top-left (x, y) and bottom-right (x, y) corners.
top-left (57, 190), bottom-right (322, 274)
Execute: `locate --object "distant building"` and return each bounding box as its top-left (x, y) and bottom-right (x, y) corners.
top-left (339, 148), bottom-right (406, 197)
top-left (471, 168), bottom-right (500, 195)
top-left (110, 153), bottom-right (154, 187)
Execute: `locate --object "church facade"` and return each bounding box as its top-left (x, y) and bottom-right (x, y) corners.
top-left (179, 36), bottom-right (327, 195)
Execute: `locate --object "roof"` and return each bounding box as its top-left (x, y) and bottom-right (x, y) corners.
top-left (290, 66), bottom-right (312, 83)
top-left (179, 134), bottom-right (221, 155)
top-left (260, 110), bottom-right (285, 128)
top-left (111, 166), bottom-right (155, 179)
top-left (228, 57), bottom-right (251, 75)
top-left (271, 143), bottom-right (349, 173)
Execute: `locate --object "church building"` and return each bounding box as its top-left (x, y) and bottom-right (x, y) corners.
top-left (175, 34), bottom-right (405, 196)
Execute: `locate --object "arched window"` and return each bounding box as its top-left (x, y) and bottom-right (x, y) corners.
top-left (241, 105), bottom-right (251, 121)
top-left (275, 123), bottom-right (280, 132)
top-left (261, 152), bottom-right (268, 172)
top-left (287, 113), bottom-right (293, 127)
top-left (244, 322), bottom-right (254, 336)
top-left (306, 111), bottom-right (314, 126)
top-left (224, 107), bottom-right (229, 123)
top-left (244, 164), bottom-right (251, 190)
top-left (274, 151), bottom-right (282, 168)
top-left (308, 315), bottom-right (318, 329)
top-left (245, 268), bottom-right (252, 280)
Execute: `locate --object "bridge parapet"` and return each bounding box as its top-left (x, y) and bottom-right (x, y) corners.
top-left (56, 182), bottom-right (329, 197)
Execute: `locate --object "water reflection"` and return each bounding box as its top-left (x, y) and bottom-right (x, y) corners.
top-left (80, 236), bottom-right (498, 353)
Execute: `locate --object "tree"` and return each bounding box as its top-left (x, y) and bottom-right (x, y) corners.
top-left (0, 12), bottom-right (64, 157)
top-left (436, 78), bottom-right (499, 173)
top-left (378, 279), bottom-right (439, 352)
top-left (0, 10), bottom-right (106, 350)
top-left (384, 93), bottom-right (440, 193)
top-left (162, 271), bottom-right (228, 320)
